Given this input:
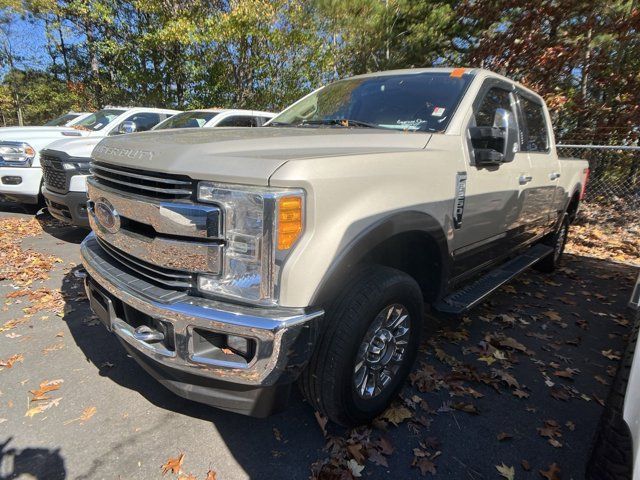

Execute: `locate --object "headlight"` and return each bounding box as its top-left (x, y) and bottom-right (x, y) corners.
top-left (0, 142), bottom-right (36, 167)
top-left (197, 181), bottom-right (304, 305)
top-left (62, 161), bottom-right (91, 173)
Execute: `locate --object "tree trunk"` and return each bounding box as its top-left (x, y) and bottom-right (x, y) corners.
top-left (57, 14), bottom-right (71, 83)
top-left (580, 26), bottom-right (592, 100)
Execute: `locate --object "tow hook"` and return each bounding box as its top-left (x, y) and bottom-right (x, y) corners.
top-left (133, 325), bottom-right (165, 343)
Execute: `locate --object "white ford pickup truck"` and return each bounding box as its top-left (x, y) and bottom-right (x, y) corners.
top-left (80, 68), bottom-right (589, 425)
top-left (39, 107), bottom-right (179, 224)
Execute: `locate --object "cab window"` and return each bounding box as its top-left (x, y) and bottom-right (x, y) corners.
top-left (518, 96), bottom-right (549, 152)
top-left (474, 88), bottom-right (514, 128)
top-left (109, 112), bottom-right (166, 135)
top-left (216, 116), bottom-right (258, 127)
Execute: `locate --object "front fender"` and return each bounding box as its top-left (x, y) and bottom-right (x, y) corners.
top-left (308, 210), bottom-right (450, 307)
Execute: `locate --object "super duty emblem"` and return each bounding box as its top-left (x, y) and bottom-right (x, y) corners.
top-left (94, 145), bottom-right (153, 162)
top-left (453, 172), bottom-right (467, 229)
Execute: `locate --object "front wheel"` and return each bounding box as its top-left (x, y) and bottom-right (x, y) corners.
top-left (300, 266), bottom-right (424, 426)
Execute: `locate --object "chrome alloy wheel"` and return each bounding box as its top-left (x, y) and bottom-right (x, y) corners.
top-left (353, 304), bottom-right (411, 399)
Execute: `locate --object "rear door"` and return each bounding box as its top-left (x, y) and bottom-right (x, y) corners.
top-left (451, 79), bottom-right (530, 280)
top-left (515, 92), bottom-right (558, 240)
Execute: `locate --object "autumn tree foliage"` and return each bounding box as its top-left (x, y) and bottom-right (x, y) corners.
top-left (0, 0), bottom-right (638, 145)
top-left (459, 0), bottom-right (640, 144)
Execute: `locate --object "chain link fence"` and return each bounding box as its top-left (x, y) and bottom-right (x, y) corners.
top-left (556, 144), bottom-right (640, 209)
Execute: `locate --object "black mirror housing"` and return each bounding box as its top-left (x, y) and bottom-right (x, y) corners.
top-left (469, 126), bottom-right (507, 165)
top-left (474, 148), bottom-right (504, 165)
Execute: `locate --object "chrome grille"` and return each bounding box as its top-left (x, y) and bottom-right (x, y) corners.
top-left (91, 162), bottom-right (194, 200)
top-left (41, 154), bottom-right (67, 192)
top-left (96, 236), bottom-right (194, 291)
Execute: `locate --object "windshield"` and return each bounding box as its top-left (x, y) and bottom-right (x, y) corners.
top-left (153, 111), bottom-right (218, 130)
top-left (73, 109), bottom-right (126, 131)
top-left (270, 72), bottom-right (473, 132)
top-left (44, 113), bottom-right (79, 126)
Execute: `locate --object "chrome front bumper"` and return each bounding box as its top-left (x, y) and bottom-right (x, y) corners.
top-left (80, 233), bottom-right (323, 388)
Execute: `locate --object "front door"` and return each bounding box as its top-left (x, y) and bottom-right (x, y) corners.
top-left (451, 80), bottom-right (530, 281)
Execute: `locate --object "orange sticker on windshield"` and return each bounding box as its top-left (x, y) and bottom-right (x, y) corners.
top-left (450, 68), bottom-right (466, 78)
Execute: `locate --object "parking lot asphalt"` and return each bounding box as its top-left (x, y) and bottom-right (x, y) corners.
top-left (0, 201), bottom-right (638, 480)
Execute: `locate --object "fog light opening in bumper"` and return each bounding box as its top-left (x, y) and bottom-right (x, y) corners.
top-left (191, 328), bottom-right (257, 366)
top-left (1, 176), bottom-right (22, 185)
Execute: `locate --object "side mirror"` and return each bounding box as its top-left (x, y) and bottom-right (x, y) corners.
top-left (493, 107), bottom-right (510, 130)
top-left (469, 108), bottom-right (517, 166)
top-left (118, 120), bottom-right (138, 135)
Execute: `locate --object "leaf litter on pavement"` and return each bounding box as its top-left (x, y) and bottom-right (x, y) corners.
top-left (308, 239), bottom-right (637, 478)
top-left (1, 208), bottom-right (638, 477)
top-left (160, 452), bottom-right (218, 480)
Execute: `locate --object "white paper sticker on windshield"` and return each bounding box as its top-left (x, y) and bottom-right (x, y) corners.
top-left (94, 122), bottom-right (104, 129)
top-left (432, 107), bottom-right (446, 117)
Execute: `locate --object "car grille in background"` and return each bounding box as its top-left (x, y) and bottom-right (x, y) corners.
top-left (91, 162), bottom-right (194, 200)
top-left (41, 154), bottom-right (68, 192)
top-left (95, 236), bottom-right (194, 292)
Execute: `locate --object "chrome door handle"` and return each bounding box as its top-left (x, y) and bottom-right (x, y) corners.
top-left (519, 175), bottom-right (533, 185)
top-left (549, 172), bottom-right (561, 180)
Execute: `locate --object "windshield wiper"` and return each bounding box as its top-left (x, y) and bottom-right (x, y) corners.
top-left (299, 119), bottom-right (378, 129)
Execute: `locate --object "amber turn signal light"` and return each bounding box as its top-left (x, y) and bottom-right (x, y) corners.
top-left (277, 196), bottom-right (303, 250)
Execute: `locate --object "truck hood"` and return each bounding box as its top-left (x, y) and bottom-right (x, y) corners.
top-left (0, 126), bottom-right (75, 135)
top-left (0, 127), bottom-right (89, 151)
top-left (44, 136), bottom-right (104, 159)
top-left (92, 127), bottom-right (432, 185)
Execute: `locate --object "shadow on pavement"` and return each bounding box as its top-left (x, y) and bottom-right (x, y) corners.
top-left (0, 437), bottom-right (66, 480)
top-left (0, 198), bottom-right (41, 215)
top-left (59, 265), bottom-right (323, 479)
top-left (58, 253), bottom-right (639, 479)
top-left (35, 209), bottom-right (89, 244)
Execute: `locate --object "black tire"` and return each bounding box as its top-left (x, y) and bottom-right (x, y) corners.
top-left (300, 265), bottom-right (424, 426)
top-left (535, 214), bottom-right (569, 273)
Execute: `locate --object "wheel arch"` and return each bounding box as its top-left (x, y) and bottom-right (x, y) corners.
top-left (566, 188), bottom-right (581, 223)
top-left (310, 211), bottom-right (450, 307)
